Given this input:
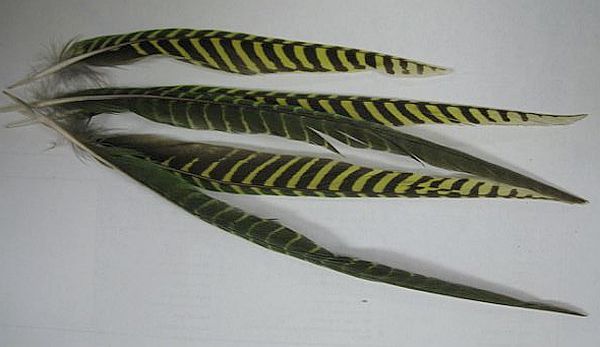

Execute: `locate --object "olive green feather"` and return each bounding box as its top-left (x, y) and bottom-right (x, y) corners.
top-left (33, 87), bottom-right (585, 203)
top-left (9, 28), bottom-right (449, 88)
top-left (104, 135), bottom-right (555, 201)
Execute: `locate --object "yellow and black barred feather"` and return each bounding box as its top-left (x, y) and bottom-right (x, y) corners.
top-left (165, 85), bottom-right (586, 126)
top-left (68, 28), bottom-right (449, 75)
top-left (41, 87), bottom-right (585, 203)
top-left (104, 135), bottom-right (554, 201)
top-left (8, 28), bottom-right (450, 88)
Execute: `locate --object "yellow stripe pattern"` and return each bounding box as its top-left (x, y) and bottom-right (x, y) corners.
top-left (69, 28), bottom-right (450, 76)
top-left (169, 85), bottom-right (586, 127)
top-left (142, 142), bottom-right (554, 201)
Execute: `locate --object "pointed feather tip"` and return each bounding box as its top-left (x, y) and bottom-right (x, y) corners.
top-left (526, 302), bottom-right (587, 317)
top-left (412, 65), bottom-right (453, 77)
top-left (543, 185), bottom-right (587, 205)
top-left (546, 113), bottom-right (588, 125)
top-left (426, 65), bottom-right (453, 76)
top-left (568, 113), bottom-right (588, 123)
top-left (562, 194), bottom-right (588, 205)
top-left (435, 66), bottom-right (453, 75)
top-left (565, 310), bottom-right (587, 317)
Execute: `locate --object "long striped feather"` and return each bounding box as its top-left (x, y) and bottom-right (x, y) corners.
top-left (167, 85), bottom-right (587, 126)
top-left (7, 85), bottom-right (586, 127)
top-left (4, 92), bottom-right (584, 316)
top-left (31, 87), bottom-right (585, 203)
top-left (9, 28), bottom-right (449, 88)
top-left (104, 135), bottom-right (555, 201)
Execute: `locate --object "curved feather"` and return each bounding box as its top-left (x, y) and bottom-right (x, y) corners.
top-left (9, 28), bottom-right (449, 88)
top-left (103, 135), bottom-right (554, 201)
top-left (39, 87), bottom-right (585, 204)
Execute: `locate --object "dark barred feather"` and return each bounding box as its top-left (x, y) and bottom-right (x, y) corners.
top-left (68, 28), bottom-right (449, 75)
top-left (9, 28), bottom-right (449, 88)
top-left (43, 87), bottom-right (585, 204)
top-left (103, 135), bottom-right (554, 201)
top-left (164, 85), bottom-right (586, 126)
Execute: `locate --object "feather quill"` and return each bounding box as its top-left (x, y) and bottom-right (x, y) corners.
top-left (17, 87), bottom-right (585, 203)
top-left (8, 28), bottom-right (449, 88)
top-left (3, 91), bottom-right (584, 316)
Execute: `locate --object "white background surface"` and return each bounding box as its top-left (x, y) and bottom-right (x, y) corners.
top-left (1, 1), bottom-right (599, 346)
